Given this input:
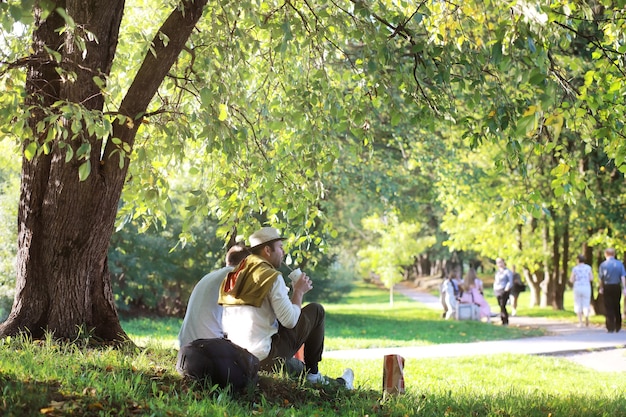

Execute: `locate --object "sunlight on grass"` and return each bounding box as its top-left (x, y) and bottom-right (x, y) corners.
top-left (323, 281), bottom-right (543, 349)
top-left (123, 316), bottom-right (180, 349)
top-left (2, 280), bottom-right (624, 417)
top-left (121, 281), bottom-right (544, 351)
top-left (122, 282), bottom-right (543, 350)
top-left (322, 354), bottom-right (600, 392)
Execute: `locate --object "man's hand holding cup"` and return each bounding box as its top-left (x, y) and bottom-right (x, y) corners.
top-left (288, 268), bottom-right (312, 294)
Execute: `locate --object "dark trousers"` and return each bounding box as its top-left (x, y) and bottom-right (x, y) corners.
top-left (260, 302), bottom-right (325, 373)
top-left (603, 284), bottom-right (622, 332)
top-left (496, 291), bottom-right (510, 325)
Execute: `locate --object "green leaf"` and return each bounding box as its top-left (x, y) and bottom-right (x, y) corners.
top-left (76, 142), bottom-right (91, 159)
top-left (158, 31), bottom-right (170, 47)
top-left (527, 37), bottom-right (536, 53)
top-left (55, 7), bottom-right (75, 28)
top-left (491, 41), bottom-right (502, 64)
top-left (78, 160), bottom-right (91, 182)
top-left (529, 70), bottom-right (545, 85)
top-left (515, 115), bottom-right (535, 136)
top-left (218, 104), bottom-right (228, 121)
top-left (65, 146), bottom-right (74, 163)
top-left (24, 142), bottom-right (37, 160)
top-left (281, 20), bottom-right (293, 42)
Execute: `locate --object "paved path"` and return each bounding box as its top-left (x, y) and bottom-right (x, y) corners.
top-left (324, 281), bottom-right (626, 371)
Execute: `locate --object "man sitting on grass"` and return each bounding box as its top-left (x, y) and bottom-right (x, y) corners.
top-left (176, 244), bottom-right (250, 372)
top-left (219, 226), bottom-right (353, 389)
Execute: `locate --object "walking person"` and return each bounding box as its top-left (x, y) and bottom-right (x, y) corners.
top-left (509, 268), bottom-right (526, 316)
top-left (493, 258), bottom-right (513, 325)
top-left (569, 254), bottom-right (593, 328)
top-left (598, 248), bottom-right (626, 333)
top-left (441, 272), bottom-right (461, 320)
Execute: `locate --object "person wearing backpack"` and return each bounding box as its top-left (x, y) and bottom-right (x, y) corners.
top-left (509, 268), bottom-right (526, 317)
top-left (219, 227), bottom-right (354, 389)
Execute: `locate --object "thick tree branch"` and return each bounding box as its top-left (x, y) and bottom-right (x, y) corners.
top-left (107, 0), bottom-right (208, 163)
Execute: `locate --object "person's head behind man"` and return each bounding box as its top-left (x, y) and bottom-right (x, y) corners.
top-left (226, 244), bottom-right (251, 267)
top-left (248, 227), bottom-right (286, 269)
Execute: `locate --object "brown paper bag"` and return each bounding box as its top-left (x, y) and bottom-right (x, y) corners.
top-left (383, 354), bottom-right (405, 394)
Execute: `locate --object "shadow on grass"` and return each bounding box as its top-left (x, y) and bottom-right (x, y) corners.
top-left (0, 372), bottom-right (61, 415)
top-left (0, 362), bottom-right (182, 416)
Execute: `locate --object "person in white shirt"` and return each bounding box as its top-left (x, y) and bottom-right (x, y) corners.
top-left (569, 254), bottom-right (593, 327)
top-left (176, 244), bottom-right (249, 374)
top-left (219, 227), bottom-right (353, 388)
top-left (177, 244), bottom-right (249, 348)
top-left (440, 273), bottom-right (460, 320)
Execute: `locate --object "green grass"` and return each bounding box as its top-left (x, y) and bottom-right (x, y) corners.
top-left (1, 280), bottom-right (624, 416)
top-left (121, 281), bottom-right (545, 351)
top-left (324, 283), bottom-right (544, 349)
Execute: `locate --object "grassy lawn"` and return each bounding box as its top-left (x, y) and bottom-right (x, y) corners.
top-left (1, 280), bottom-right (624, 416)
top-left (323, 282), bottom-right (545, 349)
top-left (123, 281), bottom-right (546, 350)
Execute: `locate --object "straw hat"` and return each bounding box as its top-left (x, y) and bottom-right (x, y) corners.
top-left (248, 227), bottom-right (285, 249)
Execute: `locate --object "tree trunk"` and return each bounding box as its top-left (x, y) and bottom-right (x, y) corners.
top-left (524, 269), bottom-right (541, 307)
top-left (546, 211), bottom-right (561, 308)
top-left (591, 245), bottom-right (608, 316)
top-left (0, 0), bottom-right (208, 342)
top-left (539, 213), bottom-right (550, 307)
top-left (555, 206), bottom-right (569, 310)
top-left (546, 210), bottom-right (566, 310)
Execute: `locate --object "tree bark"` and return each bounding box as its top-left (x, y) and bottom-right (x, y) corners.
top-left (524, 268), bottom-right (541, 307)
top-left (555, 206), bottom-right (569, 310)
top-left (0, 0), bottom-right (208, 343)
top-left (539, 212), bottom-right (550, 307)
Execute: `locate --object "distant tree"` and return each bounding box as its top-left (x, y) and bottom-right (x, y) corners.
top-left (357, 213), bottom-right (436, 305)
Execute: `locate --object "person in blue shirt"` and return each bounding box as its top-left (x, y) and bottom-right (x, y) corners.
top-left (598, 248), bottom-right (626, 333)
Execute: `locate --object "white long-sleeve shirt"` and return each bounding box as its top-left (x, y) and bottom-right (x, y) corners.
top-left (177, 266), bottom-right (233, 348)
top-left (221, 275), bottom-right (300, 360)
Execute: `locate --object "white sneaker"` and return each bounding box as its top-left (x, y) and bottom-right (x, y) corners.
top-left (306, 372), bottom-right (328, 385)
top-left (511, 308), bottom-right (517, 316)
top-left (339, 368), bottom-right (354, 390)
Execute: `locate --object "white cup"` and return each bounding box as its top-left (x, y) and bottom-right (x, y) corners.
top-left (288, 268), bottom-right (303, 284)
